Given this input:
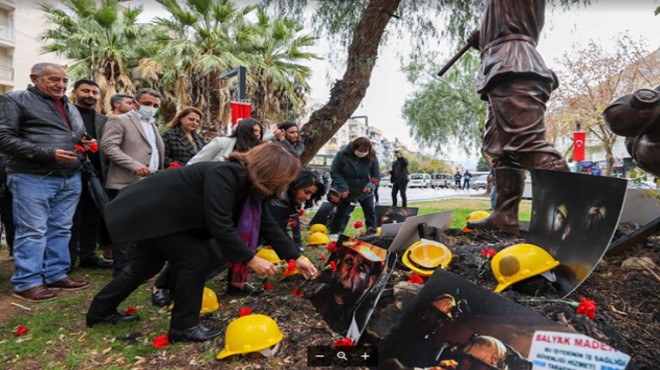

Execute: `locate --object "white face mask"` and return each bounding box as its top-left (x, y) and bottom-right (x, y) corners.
top-left (138, 105), bottom-right (158, 119)
top-left (354, 150), bottom-right (369, 158)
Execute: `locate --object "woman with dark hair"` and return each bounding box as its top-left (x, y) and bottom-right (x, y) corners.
top-left (161, 106), bottom-right (206, 167)
top-left (187, 118), bottom-right (264, 164)
top-left (329, 137), bottom-right (380, 235)
top-left (86, 144), bottom-right (318, 343)
top-left (267, 170), bottom-right (325, 250)
top-left (271, 121), bottom-right (304, 158)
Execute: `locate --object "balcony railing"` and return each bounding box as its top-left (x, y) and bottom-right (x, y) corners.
top-left (0, 25), bottom-right (15, 43)
top-left (0, 65), bottom-right (14, 81)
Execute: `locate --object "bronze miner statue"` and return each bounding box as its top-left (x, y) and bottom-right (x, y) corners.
top-left (466, 0), bottom-right (570, 234)
top-left (603, 85), bottom-right (660, 177)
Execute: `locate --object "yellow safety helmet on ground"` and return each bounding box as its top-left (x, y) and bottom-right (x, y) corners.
top-left (376, 227), bottom-right (382, 236)
top-left (217, 314), bottom-right (283, 360)
top-left (256, 248), bottom-right (282, 264)
top-left (309, 224), bottom-right (328, 234)
top-left (307, 231), bottom-right (330, 246)
top-left (461, 211), bottom-right (491, 232)
top-left (401, 239), bottom-right (452, 277)
top-left (201, 287), bottom-right (220, 314)
top-left (491, 243), bottom-right (559, 293)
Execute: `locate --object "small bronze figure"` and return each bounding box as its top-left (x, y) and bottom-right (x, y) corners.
top-left (603, 85), bottom-right (660, 177)
top-left (466, 0), bottom-right (570, 234)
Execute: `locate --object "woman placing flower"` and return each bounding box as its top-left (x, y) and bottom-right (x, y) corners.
top-left (86, 144), bottom-right (318, 343)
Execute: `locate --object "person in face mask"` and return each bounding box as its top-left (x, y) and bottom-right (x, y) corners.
top-left (328, 137), bottom-right (381, 235)
top-left (100, 88), bottom-right (165, 276)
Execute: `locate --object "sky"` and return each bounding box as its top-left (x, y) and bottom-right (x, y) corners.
top-left (131, 0), bottom-right (659, 168)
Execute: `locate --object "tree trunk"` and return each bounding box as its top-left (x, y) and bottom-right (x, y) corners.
top-left (299, 0), bottom-right (401, 165)
top-left (202, 72), bottom-right (223, 141)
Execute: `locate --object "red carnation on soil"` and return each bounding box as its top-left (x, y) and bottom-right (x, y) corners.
top-left (371, 178), bottom-right (378, 184)
top-left (152, 335), bottom-right (169, 349)
top-left (353, 220), bottom-right (364, 229)
top-left (319, 253), bottom-right (326, 260)
top-left (284, 259), bottom-right (297, 275)
top-left (334, 337), bottom-right (354, 349)
top-left (329, 260), bottom-right (338, 272)
top-left (14, 324), bottom-right (28, 337)
top-left (239, 307), bottom-right (252, 317)
top-left (288, 218), bottom-right (298, 228)
top-left (408, 274), bottom-right (424, 284)
top-left (123, 306), bottom-right (137, 316)
top-left (264, 281), bottom-right (273, 290)
top-left (292, 287), bottom-right (304, 297)
top-left (326, 241), bottom-right (337, 253)
top-left (87, 142), bottom-right (99, 153)
top-left (74, 144), bottom-right (86, 153)
top-left (298, 209), bottom-right (305, 216)
top-left (482, 248), bottom-right (496, 258)
top-left (576, 297), bottom-right (597, 319)
top-left (168, 161), bottom-right (181, 169)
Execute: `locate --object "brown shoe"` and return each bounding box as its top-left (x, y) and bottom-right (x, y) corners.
top-left (46, 276), bottom-right (89, 290)
top-left (13, 285), bottom-right (57, 302)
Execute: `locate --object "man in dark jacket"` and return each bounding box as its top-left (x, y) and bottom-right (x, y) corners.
top-left (466, 0), bottom-right (569, 234)
top-left (0, 63), bottom-right (91, 301)
top-left (391, 149), bottom-right (409, 207)
top-left (69, 79), bottom-right (112, 269)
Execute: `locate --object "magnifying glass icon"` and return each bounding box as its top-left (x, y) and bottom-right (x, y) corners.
top-left (337, 351), bottom-right (347, 361)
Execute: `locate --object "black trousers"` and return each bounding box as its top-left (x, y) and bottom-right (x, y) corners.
top-left (88, 230), bottom-right (216, 331)
top-left (107, 189), bottom-right (132, 277)
top-left (391, 181), bottom-right (408, 207)
top-left (154, 240), bottom-right (227, 291)
top-left (0, 192), bottom-right (14, 254)
top-left (70, 178), bottom-right (111, 264)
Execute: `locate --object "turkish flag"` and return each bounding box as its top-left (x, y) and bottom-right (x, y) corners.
top-left (230, 101), bottom-right (251, 126)
top-left (573, 131), bottom-right (586, 161)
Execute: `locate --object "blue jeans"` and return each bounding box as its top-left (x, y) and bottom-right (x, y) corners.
top-left (8, 172), bottom-right (81, 292)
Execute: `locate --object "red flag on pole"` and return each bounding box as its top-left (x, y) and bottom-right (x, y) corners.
top-left (230, 101), bottom-right (251, 126)
top-left (573, 131), bottom-right (586, 161)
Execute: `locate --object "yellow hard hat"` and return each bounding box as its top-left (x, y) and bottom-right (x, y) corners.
top-left (217, 314), bottom-right (283, 360)
top-left (256, 248), bottom-right (282, 264)
top-left (376, 227), bottom-right (382, 236)
top-left (307, 231), bottom-right (330, 245)
top-left (309, 224), bottom-right (328, 234)
top-left (281, 255), bottom-right (311, 279)
top-left (201, 287), bottom-right (220, 314)
top-left (401, 240), bottom-right (452, 277)
top-left (461, 210), bottom-right (491, 232)
top-left (491, 243), bottom-right (560, 293)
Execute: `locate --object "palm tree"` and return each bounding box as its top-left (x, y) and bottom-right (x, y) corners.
top-left (39, 0), bottom-right (153, 113)
top-left (247, 8), bottom-right (319, 124)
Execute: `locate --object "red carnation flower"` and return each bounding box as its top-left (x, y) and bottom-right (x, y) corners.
top-left (353, 220), bottom-right (364, 229)
top-left (74, 144), bottom-right (86, 153)
top-left (292, 287), bottom-right (304, 297)
top-left (371, 178), bottom-right (378, 184)
top-left (329, 260), bottom-right (337, 272)
top-left (264, 281), bottom-right (273, 290)
top-left (326, 241), bottom-right (337, 253)
top-left (123, 306), bottom-right (137, 316)
top-left (288, 217), bottom-right (298, 228)
top-left (14, 325), bottom-right (28, 337)
top-left (408, 274), bottom-right (424, 284)
top-left (334, 337), bottom-right (354, 349)
top-left (169, 161), bottom-right (181, 169)
top-left (319, 253), bottom-right (326, 260)
top-left (284, 259), bottom-right (297, 275)
top-left (481, 248), bottom-right (496, 258)
top-left (576, 297), bottom-right (597, 319)
top-left (87, 142), bottom-right (99, 153)
top-left (152, 335), bottom-right (169, 349)
top-left (239, 307), bottom-right (252, 317)
top-left (298, 209), bottom-right (305, 216)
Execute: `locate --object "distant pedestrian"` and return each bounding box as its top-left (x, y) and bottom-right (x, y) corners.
top-left (454, 171), bottom-right (462, 189)
top-left (463, 170), bottom-right (472, 190)
top-left (391, 149), bottom-right (409, 207)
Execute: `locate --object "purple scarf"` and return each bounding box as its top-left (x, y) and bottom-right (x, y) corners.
top-left (230, 194), bottom-right (262, 283)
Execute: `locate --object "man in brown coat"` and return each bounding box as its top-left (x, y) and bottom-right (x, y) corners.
top-left (466, 0), bottom-right (569, 234)
top-left (101, 88), bottom-right (164, 275)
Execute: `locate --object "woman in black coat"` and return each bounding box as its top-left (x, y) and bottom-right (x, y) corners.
top-left (161, 106), bottom-right (207, 167)
top-left (86, 144), bottom-right (318, 343)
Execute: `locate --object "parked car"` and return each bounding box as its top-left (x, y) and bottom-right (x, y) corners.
top-left (409, 173), bottom-right (432, 188)
top-left (471, 174), bottom-right (489, 190)
top-left (380, 175), bottom-right (392, 187)
top-left (431, 173), bottom-right (453, 188)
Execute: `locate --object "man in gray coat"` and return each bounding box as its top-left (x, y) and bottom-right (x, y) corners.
top-left (0, 63), bottom-right (90, 301)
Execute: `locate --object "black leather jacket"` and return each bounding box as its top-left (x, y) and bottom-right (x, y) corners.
top-left (0, 86), bottom-right (85, 176)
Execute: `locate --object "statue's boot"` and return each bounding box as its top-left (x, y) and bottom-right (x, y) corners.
top-left (467, 168), bottom-right (525, 234)
top-left (519, 153), bottom-right (570, 172)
